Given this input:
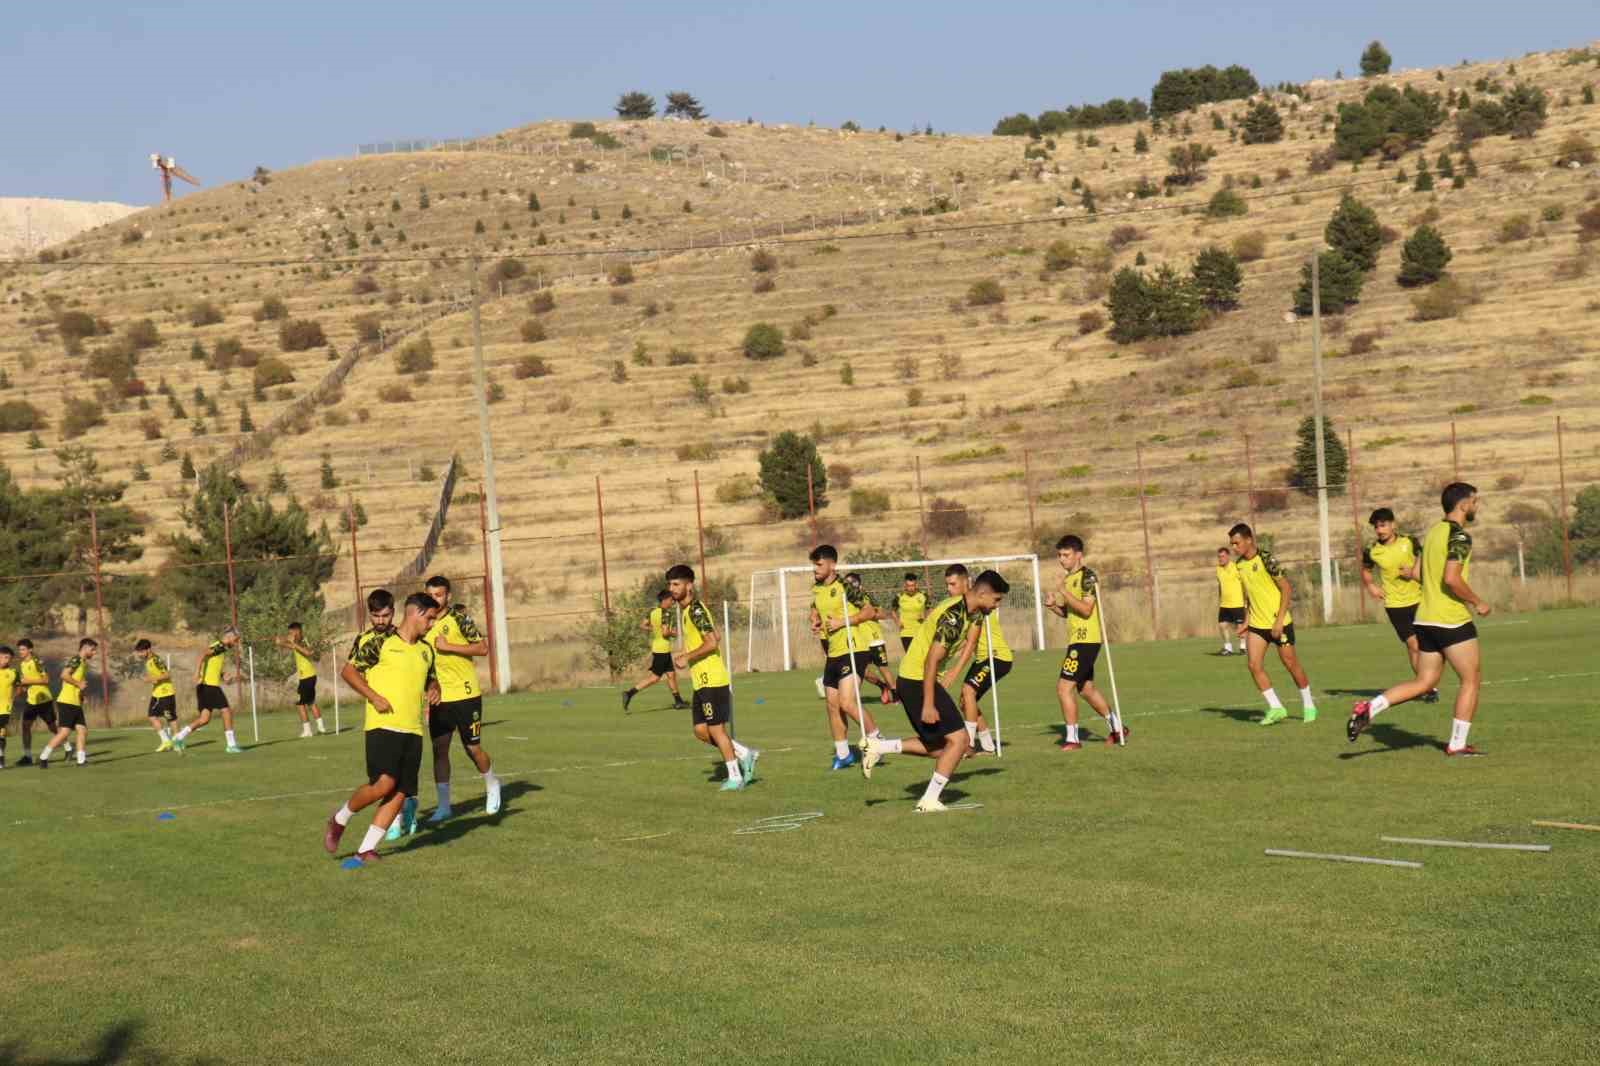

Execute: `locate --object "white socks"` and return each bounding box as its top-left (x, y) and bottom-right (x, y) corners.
top-left (358, 824), bottom-right (385, 853)
top-left (1448, 718), bottom-right (1471, 750)
top-left (731, 741), bottom-right (751, 760)
top-left (224, 730), bottom-right (237, 747)
top-left (964, 722), bottom-right (978, 743)
top-left (175, 725), bottom-right (192, 742)
top-left (76, 749), bottom-right (86, 765)
top-left (922, 772), bottom-right (949, 804)
top-left (977, 729), bottom-right (995, 752)
top-left (877, 737), bottom-right (904, 754)
top-left (334, 804), bottom-right (354, 826)
top-left (833, 740), bottom-right (849, 759)
top-left (1299, 686), bottom-right (1315, 710)
top-left (436, 782), bottom-right (452, 808)
top-left (724, 759), bottom-right (742, 784)
top-left (1262, 688), bottom-right (1285, 710)
top-left (1368, 694), bottom-right (1391, 718)
top-left (1065, 723), bottom-right (1080, 743)
top-left (483, 770), bottom-right (500, 799)
top-left (315, 718), bottom-right (327, 733)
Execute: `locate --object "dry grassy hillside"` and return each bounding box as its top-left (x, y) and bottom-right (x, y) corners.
top-left (4, 45), bottom-right (1599, 686)
top-left (0, 198), bottom-right (138, 257)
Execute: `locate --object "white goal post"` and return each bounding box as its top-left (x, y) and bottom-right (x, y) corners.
top-left (746, 554), bottom-right (1046, 673)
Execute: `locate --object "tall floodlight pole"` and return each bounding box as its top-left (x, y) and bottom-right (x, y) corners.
top-left (470, 258), bottom-right (512, 691)
top-left (1310, 251), bottom-right (1334, 623)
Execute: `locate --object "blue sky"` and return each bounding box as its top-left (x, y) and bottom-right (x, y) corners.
top-left (3, 2), bottom-right (1593, 204)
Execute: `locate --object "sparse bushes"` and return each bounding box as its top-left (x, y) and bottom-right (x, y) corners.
top-left (850, 487), bottom-right (891, 516)
top-left (278, 319), bottom-right (326, 351)
top-left (1043, 240), bottom-right (1079, 272)
top-left (676, 443), bottom-right (716, 462)
top-left (1347, 330), bottom-right (1381, 356)
top-left (967, 278), bottom-right (1006, 306)
top-left (1233, 232), bottom-right (1267, 262)
top-left (722, 376), bottom-right (751, 395)
top-left (828, 463), bottom-right (853, 489)
top-left (926, 496), bottom-right (975, 538)
top-left (666, 348), bottom-right (697, 366)
top-left (257, 295), bottom-right (292, 322)
top-left (1164, 142), bottom-right (1217, 186)
top-left (0, 400), bottom-right (44, 433)
top-left (1411, 277), bottom-right (1478, 321)
top-left (124, 319), bottom-right (161, 351)
top-left (188, 300), bottom-right (224, 327)
top-left (488, 257), bottom-right (526, 286)
top-left (1077, 310), bottom-right (1105, 334)
top-left (377, 382), bottom-right (413, 403)
top-left (1205, 188), bottom-right (1247, 218)
top-left (1397, 225), bottom-right (1452, 286)
top-left (1498, 214), bottom-right (1533, 243)
top-left (56, 310), bottom-right (100, 345)
top-left (753, 275), bottom-right (777, 294)
top-left (742, 322), bottom-right (785, 360)
top-left (1107, 226), bottom-right (1143, 250)
top-left (1306, 146), bottom-right (1338, 174)
top-left (608, 263), bottom-right (635, 286)
top-left (1557, 132), bottom-right (1596, 167)
top-left (520, 319), bottom-right (547, 343)
top-left (353, 314), bottom-right (382, 342)
top-left (514, 354), bottom-right (552, 379)
top-left (60, 397), bottom-right (105, 439)
top-left (351, 275), bottom-right (380, 296)
top-left (394, 336), bottom-right (435, 374)
top-left (750, 249), bottom-right (777, 273)
top-left (253, 357), bottom-right (295, 389)
top-left (1577, 204), bottom-right (1600, 243)
top-left (529, 290), bottom-right (556, 314)
top-left (715, 474), bottom-right (758, 504)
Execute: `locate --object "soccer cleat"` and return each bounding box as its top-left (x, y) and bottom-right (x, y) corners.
top-left (17, 755), bottom-right (32, 766)
top-left (323, 816), bottom-right (346, 854)
top-left (299, 726), bottom-right (312, 739)
top-left (830, 751), bottom-right (857, 770)
top-left (621, 690), bottom-right (633, 713)
top-left (1220, 647), bottom-right (1234, 656)
top-left (156, 738), bottom-right (173, 753)
top-left (355, 850), bottom-right (382, 864)
top-left (861, 738), bottom-right (883, 779)
top-left (672, 696), bottom-right (688, 709)
top-left (914, 797), bottom-right (948, 814)
top-left (1058, 739), bottom-right (1082, 751)
top-left (39, 758), bottom-right (48, 769)
top-left (171, 738), bottom-right (185, 753)
top-left (1444, 745), bottom-right (1484, 757)
top-left (719, 776), bottom-right (746, 792)
top-left (814, 676), bottom-right (827, 699)
top-left (1347, 701), bottom-right (1372, 743)
top-left (428, 804), bottom-right (453, 824)
top-left (1302, 706), bottom-right (1318, 723)
top-left (485, 782), bottom-right (503, 816)
top-left (225, 744), bottom-right (243, 754)
top-left (1105, 724), bottom-right (1132, 745)
top-left (739, 748), bottom-right (759, 783)
top-left (385, 798), bottom-right (418, 841)
top-left (1422, 690), bottom-right (1440, 704)
top-left (1259, 707), bottom-right (1289, 727)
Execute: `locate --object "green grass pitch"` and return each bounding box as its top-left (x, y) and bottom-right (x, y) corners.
top-left (5, 609), bottom-right (1598, 1065)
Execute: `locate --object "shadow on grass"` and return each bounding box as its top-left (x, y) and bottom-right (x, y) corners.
top-left (1200, 706), bottom-right (1263, 725)
top-left (396, 781), bottom-right (541, 854)
top-left (0, 1018), bottom-right (216, 1065)
top-left (1339, 722), bottom-right (1445, 759)
top-left (1323, 687), bottom-right (1384, 698)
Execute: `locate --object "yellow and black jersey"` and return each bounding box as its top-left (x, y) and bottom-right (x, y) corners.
top-left (679, 600), bottom-right (729, 689)
top-left (1237, 549), bottom-right (1292, 630)
top-left (144, 653), bottom-right (174, 699)
top-left (1062, 567), bottom-right (1102, 645)
top-left (0, 665), bottom-right (17, 711)
top-left (647, 606), bottom-right (672, 654)
top-left (1363, 534), bottom-right (1422, 609)
top-left (292, 647), bottom-right (318, 680)
top-left (348, 624), bottom-right (394, 663)
top-left (899, 595), bottom-right (974, 683)
top-left (1418, 520), bottom-right (1473, 627)
top-left (426, 604), bottom-right (483, 702)
top-left (20, 656), bottom-right (53, 705)
top-left (200, 640), bottom-right (229, 686)
top-left (349, 630), bottom-right (435, 735)
top-left (974, 612), bottom-right (1013, 664)
top-left (1216, 561), bottom-right (1245, 609)
top-left (56, 655), bottom-right (87, 708)
top-left (812, 577), bottom-right (872, 657)
top-left (895, 591), bottom-right (928, 637)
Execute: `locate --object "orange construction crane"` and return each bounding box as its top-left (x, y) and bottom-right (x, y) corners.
top-left (151, 153), bottom-right (200, 203)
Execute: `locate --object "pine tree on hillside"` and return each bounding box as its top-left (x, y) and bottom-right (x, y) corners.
top-left (1360, 41), bottom-right (1392, 77)
top-left (615, 91), bottom-right (657, 120)
top-left (1290, 416), bottom-right (1348, 497)
top-left (1325, 193), bottom-right (1383, 271)
top-left (664, 91), bottom-right (706, 120)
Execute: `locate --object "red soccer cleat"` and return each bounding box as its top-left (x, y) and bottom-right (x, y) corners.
top-left (1058, 740), bottom-right (1082, 751)
top-left (323, 816), bottom-right (346, 854)
top-left (1444, 745), bottom-right (1484, 757)
top-left (1347, 702), bottom-right (1372, 744)
top-left (1105, 724), bottom-right (1132, 746)
top-left (356, 850), bottom-right (383, 863)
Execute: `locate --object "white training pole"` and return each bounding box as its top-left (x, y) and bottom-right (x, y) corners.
top-left (1094, 582), bottom-right (1126, 746)
top-left (1264, 849), bottom-right (1421, 869)
top-left (1379, 836), bottom-right (1551, 852)
top-left (837, 578), bottom-right (869, 748)
top-left (723, 601), bottom-right (734, 691)
top-left (984, 614), bottom-right (1002, 758)
top-left (331, 648), bottom-right (341, 735)
top-left (248, 645), bottom-right (259, 743)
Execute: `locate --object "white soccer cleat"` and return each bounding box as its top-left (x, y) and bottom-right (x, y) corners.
top-left (914, 797), bottom-right (948, 814)
top-left (814, 676), bottom-right (826, 699)
top-left (861, 737), bottom-right (883, 779)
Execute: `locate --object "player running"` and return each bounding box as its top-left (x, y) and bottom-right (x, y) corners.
top-left (808, 545), bottom-right (882, 770)
top-left (323, 591), bottom-right (439, 864)
top-left (667, 564), bottom-right (759, 791)
top-left (842, 571), bottom-right (899, 704)
top-left (38, 638), bottom-right (95, 768)
top-left (863, 570), bottom-right (1009, 813)
top-left (929, 564), bottom-right (1005, 756)
top-left (134, 638), bottom-right (178, 751)
top-left (15, 639), bottom-right (57, 765)
top-left (1048, 535), bottom-right (1128, 749)
top-left (889, 572), bottom-right (928, 652)
top-left (418, 574), bottom-right (502, 826)
top-left (172, 628), bottom-right (242, 753)
top-left (277, 622), bottom-right (329, 738)
top-left (1360, 508), bottom-right (1438, 703)
top-left (0, 645), bottom-right (16, 768)
top-left (1228, 523), bottom-right (1318, 726)
top-left (622, 589), bottom-right (688, 712)
top-left (1215, 547), bottom-right (1246, 655)
top-left (1349, 483), bottom-right (1491, 756)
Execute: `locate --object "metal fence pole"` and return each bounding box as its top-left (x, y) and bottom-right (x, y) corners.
top-left (479, 486), bottom-right (498, 693)
top-left (88, 509), bottom-right (111, 711)
top-left (806, 464), bottom-right (819, 547)
top-left (914, 455), bottom-right (928, 556)
top-left (1347, 428), bottom-right (1365, 622)
top-left (223, 503), bottom-right (244, 709)
top-left (1135, 443), bottom-right (1160, 636)
top-left (595, 476), bottom-right (612, 617)
top-left (1244, 431), bottom-right (1257, 533)
top-left (348, 495), bottom-right (364, 631)
top-left (1557, 416), bottom-right (1573, 602)
top-left (694, 469), bottom-right (709, 586)
top-left (1451, 420), bottom-right (1460, 482)
top-left (1023, 448), bottom-right (1037, 547)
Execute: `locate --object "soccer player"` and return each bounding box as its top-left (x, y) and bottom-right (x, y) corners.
top-left (420, 574), bottom-right (502, 825)
top-left (172, 628), bottom-right (242, 754)
top-left (622, 589), bottom-right (687, 712)
top-left (1047, 535), bottom-right (1128, 749)
top-left (276, 622), bottom-right (329, 738)
top-left (1349, 483), bottom-right (1492, 756)
top-left (808, 545), bottom-right (882, 770)
top-left (889, 572), bottom-right (928, 652)
top-left (15, 638), bottom-right (57, 765)
top-left (135, 638), bottom-right (178, 751)
top-left (1360, 508), bottom-right (1438, 703)
top-left (0, 645), bottom-right (16, 769)
top-left (863, 570), bottom-right (1009, 813)
top-left (1227, 523), bottom-right (1318, 726)
top-left (323, 591), bottom-right (439, 863)
top-left (667, 563), bottom-right (759, 791)
top-left (1215, 546), bottom-right (1246, 655)
top-left (38, 638), bottom-right (95, 768)
top-left (842, 572), bottom-right (898, 704)
top-left (929, 564), bottom-right (1004, 755)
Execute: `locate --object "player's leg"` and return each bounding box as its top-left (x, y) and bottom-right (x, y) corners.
top-left (38, 718), bottom-right (72, 764)
top-left (1434, 637), bottom-right (1483, 754)
top-left (910, 686), bottom-right (970, 811)
top-left (958, 673), bottom-right (995, 754)
top-left (148, 711), bottom-right (167, 747)
top-left (73, 722), bottom-right (88, 765)
top-left (822, 661), bottom-right (854, 768)
top-left (457, 698), bottom-right (502, 813)
top-left (663, 668), bottom-right (687, 707)
top-left (1245, 631), bottom-right (1289, 725)
top-left (1056, 677), bottom-right (1082, 749)
top-left (0, 716), bottom-right (9, 767)
top-left (220, 702), bottom-right (241, 752)
top-left (1273, 636), bottom-right (1316, 720)
top-left (173, 706), bottom-right (211, 752)
top-left (1347, 642), bottom-right (1448, 742)
top-left (1219, 616), bottom-right (1236, 654)
top-left (837, 670), bottom-right (878, 737)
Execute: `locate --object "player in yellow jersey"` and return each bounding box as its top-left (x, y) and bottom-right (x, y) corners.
top-left (172, 628), bottom-right (242, 754)
top-left (14, 638), bottom-right (57, 765)
top-left (324, 591), bottom-right (439, 863)
top-left (134, 638), bottom-right (178, 752)
top-left (808, 545), bottom-right (883, 770)
top-left (1227, 523), bottom-right (1318, 726)
top-left (419, 574), bottom-right (502, 826)
top-left (1350, 483), bottom-right (1491, 756)
top-left (276, 622), bottom-right (329, 738)
top-left (1215, 547), bottom-right (1246, 655)
top-left (842, 572), bottom-right (899, 705)
top-left (1360, 508), bottom-right (1439, 703)
top-left (667, 564), bottom-right (760, 790)
top-left (863, 569), bottom-right (1008, 813)
top-left (622, 589), bottom-right (688, 712)
top-left (1048, 535), bottom-right (1128, 749)
top-left (934, 565), bottom-right (1007, 756)
top-left (38, 637), bottom-right (95, 768)
top-left (889, 573), bottom-right (928, 652)
top-left (0, 645), bottom-right (16, 769)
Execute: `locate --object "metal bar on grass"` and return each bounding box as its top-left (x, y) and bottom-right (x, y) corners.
top-left (1265, 849), bottom-right (1421, 869)
top-left (1379, 836), bottom-right (1550, 852)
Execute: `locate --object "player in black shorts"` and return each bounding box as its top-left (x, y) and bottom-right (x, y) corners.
top-left (621, 590), bottom-right (688, 711)
top-left (0, 644), bottom-right (15, 768)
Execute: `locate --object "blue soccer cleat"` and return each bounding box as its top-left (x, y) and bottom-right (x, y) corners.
top-left (428, 804), bottom-right (453, 824)
top-left (719, 777), bottom-right (746, 792)
top-left (830, 751), bottom-right (857, 770)
top-left (739, 748), bottom-right (760, 783)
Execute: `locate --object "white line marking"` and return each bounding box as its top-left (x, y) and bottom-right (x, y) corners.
top-left (1532, 820), bottom-right (1600, 832)
top-left (507, 735), bottom-right (529, 740)
top-left (1265, 849), bottom-right (1422, 869)
top-left (607, 831), bottom-right (675, 843)
top-left (734, 823), bottom-right (804, 835)
top-left (751, 811), bottom-right (824, 825)
top-left (1379, 835), bottom-right (1550, 852)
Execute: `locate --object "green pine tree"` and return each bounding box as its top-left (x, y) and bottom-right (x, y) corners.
top-left (1290, 415), bottom-right (1348, 497)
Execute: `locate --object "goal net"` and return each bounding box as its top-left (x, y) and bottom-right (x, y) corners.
top-left (744, 554), bottom-right (1046, 674)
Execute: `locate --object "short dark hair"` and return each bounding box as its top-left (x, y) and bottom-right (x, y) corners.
top-left (665, 563), bottom-right (695, 583)
top-left (403, 592), bottom-right (434, 615)
top-left (425, 574), bottom-right (451, 594)
top-left (843, 571), bottom-right (861, 583)
top-left (287, 621), bottom-right (303, 632)
top-left (1217, 546), bottom-right (1231, 555)
top-left (0, 645), bottom-right (13, 656)
top-left (1056, 534), bottom-right (1084, 552)
top-left (133, 638), bottom-right (151, 652)
top-left (903, 572), bottom-right (918, 582)
top-left (80, 638), bottom-right (98, 650)
top-left (974, 570), bottom-right (1010, 595)
top-left (657, 588), bottom-right (671, 602)
top-left (367, 588), bottom-right (395, 614)
top-left (809, 544), bottom-right (838, 563)
top-left (1441, 482), bottom-right (1477, 514)
top-left (1368, 507), bottom-right (1395, 526)
top-left (943, 563), bottom-right (968, 579)
top-left (17, 638), bottom-right (33, 651)
top-left (1228, 522), bottom-right (1254, 539)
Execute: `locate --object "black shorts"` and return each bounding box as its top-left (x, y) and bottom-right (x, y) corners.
top-left (649, 651), bottom-right (676, 677)
top-left (1247, 624), bottom-right (1296, 648)
top-left (895, 676), bottom-right (965, 747)
top-left (1218, 606), bottom-right (1246, 625)
top-left (23, 701), bottom-right (56, 726)
top-left (900, 636), bottom-right (914, 652)
top-left (868, 644), bottom-right (890, 670)
top-left (822, 653), bottom-right (865, 690)
top-left (964, 657), bottom-right (1014, 699)
top-left (148, 695), bottom-right (177, 720)
top-left (296, 677), bottom-right (318, 705)
top-left (365, 729), bottom-right (423, 796)
top-left (1414, 622), bottom-right (1478, 654)
top-left (1059, 643), bottom-right (1101, 684)
top-left (429, 696), bottom-right (484, 747)
top-left (196, 684), bottom-right (230, 711)
top-left (690, 685), bottom-right (732, 727)
top-left (1385, 605), bottom-right (1419, 644)
top-left (57, 703), bottom-right (87, 730)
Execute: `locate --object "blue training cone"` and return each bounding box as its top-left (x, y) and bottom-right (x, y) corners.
top-left (157, 812), bottom-right (176, 821)
top-left (340, 857), bottom-right (365, 870)
top-left (754, 698), bottom-right (766, 705)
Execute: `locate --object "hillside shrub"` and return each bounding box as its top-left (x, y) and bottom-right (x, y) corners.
top-left (1240, 100), bottom-right (1284, 143)
top-left (520, 319), bottom-right (547, 343)
top-left (1325, 193), bottom-right (1382, 271)
top-left (750, 249), bottom-right (777, 273)
top-left (256, 295), bottom-right (290, 320)
top-left (757, 431), bottom-right (827, 519)
top-left (666, 348), bottom-right (697, 366)
top-left (61, 397), bottom-right (104, 439)
top-left (353, 314), bottom-right (382, 343)
top-left (1233, 232), bottom-right (1267, 261)
top-left (1347, 330), bottom-right (1381, 355)
top-left (1165, 143), bottom-right (1216, 186)
top-left (926, 496), bottom-right (975, 538)
top-left (488, 258), bottom-right (526, 286)
top-left (188, 301), bottom-right (224, 327)
top-left (529, 290), bottom-right (556, 314)
top-left (1043, 240), bottom-right (1080, 271)
top-left (394, 336), bottom-right (435, 374)
top-left (1556, 132), bottom-right (1596, 166)
top-left (1497, 214), bottom-right (1532, 243)
top-left (514, 355), bottom-right (551, 379)
top-left (377, 383), bottom-right (413, 403)
top-left (1077, 310), bottom-right (1105, 334)
top-left (1206, 188), bottom-right (1247, 218)
top-left (753, 276), bottom-right (776, 294)
top-left (253, 357), bottom-right (295, 389)
top-left (351, 275), bottom-right (379, 296)
top-left (1577, 204), bottom-right (1600, 243)
top-left (1397, 225), bottom-right (1452, 286)
top-left (1289, 415), bottom-right (1348, 498)
top-left (56, 310), bottom-right (99, 342)
top-left (608, 263), bottom-right (634, 286)
top-left (722, 376), bottom-right (751, 395)
top-left (125, 319), bottom-right (161, 351)
top-left (967, 278), bottom-right (1006, 306)
top-left (1106, 264), bottom-right (1202, 342)
top-left (0, 400), bottom-right (44, 433)
top-left (279, 319), bottom-right (326, 351)
top-left (828, 463), bottom-right (854, 489)
top-left (1293, 250), bottom-right (1364, 315)
top-left (742, 323), bottom-right (785, 360)
top-left (849, 487), bottom-right (890, 516)
top-left (1411, 277), bottom-right (1477, 320)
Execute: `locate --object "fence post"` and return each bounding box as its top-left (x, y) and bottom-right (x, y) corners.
top-left (1451, 420), bottom-right (1460, 482)
top-left (1244, 431), bottom-right (1257, 533)
top-left (1135, 443), bottom-right (1160, 637)
top-left (1556, 416), bottom-right (1573, 602)
top-left (595, 475), bottom-right (612, 617)
top-left (347, 495), bottom-right (364, 631)
top-left (806, 464), bottom-right (819, 547)
top-left (223, 502), bottom-right (244, 709)
top-left (1023, 448), bottom-right (1037, 548)
top-left (88, 510), bottom-right (111, 711)
top-left (914, 454), bottom-right (928, 556)
top-left (693, 469), bottom-right (708, 586)
top-left (479, 485), bottom-right (498, 693)
top-left (1347, 428), bottom-right (1365, 622)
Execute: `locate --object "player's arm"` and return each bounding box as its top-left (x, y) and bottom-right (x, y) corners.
top-left (339, 645), bottom-right (391, 712)
top-left (148, 667), bottom-right (172, 687)
top-left (1399, 537), bottom-right (1422, 581)
top-left (1442, 560), bottom-right (1490, 616)
top-left (638, 616), bottom-right (652, 633)
top-left (808, 606), bottom-right (822, 635)
top-left (1360, 550), bottom-right (1386, 602)
top-left (938, 621), bottom-right (982, 688)
top-left (433, 613), bottom-right (489, 657)
top-left (673, 605), bottom-right (719, 668)
top-left (1060, 585), bottom-right (1095, 619)
top-left (288, 639), bottom-right (317, 659)
top-left (1272, 574), bottom-right (1292, 629)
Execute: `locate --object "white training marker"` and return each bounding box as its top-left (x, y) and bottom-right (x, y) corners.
top-left (1379, 835), bottom-right (1550, 853)
top-left (1532, 820), bottom-right (1600, 833)
top-left (507, 735), bottom-right (529, 741)
top-left (735, 811), bottom-right (825, 835)
top-left (942, 802), bottom-right (984, 812)
top-left (1265, 849), bottom-right (1422, 869)
top-left (751, 811), bottom-right (824, 825)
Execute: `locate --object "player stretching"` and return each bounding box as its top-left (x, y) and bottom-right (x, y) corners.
top-left (0, 645), bottom-right (16, 768)
top-left (134, 639), bottom-right (178, 751)
top-left (1215, 547), bottom-right (1246, 655)
top-left (809, 545), bottom-right (881, 770)
top-left (863, 570), bottom-right (1009, 812)
top-left (38, 638), bottom-right (95, 768)
top-left (842, 572), bottom-right (898, 704)
top-left (1360, 509), bottom-right (1438, 703)
top-left (622, 589), bottom-right (688, 711)
top-left (1228, 523), bottom-right (1317, 725)
top-left (277, 623), bottom-right (329, 738)
top-left (15, 639), bottom-right (57, 765)
top-left (172, 628), bottom-right (242, 753)
top-left (890, 572), bottom-right (928, 652)
top-left (323, 591), bottom-right (439, 863)
top-left (929, 564), bottom-right (1005, 755)
top-left (1048, 535), bottom-right (1127, 749)
top-left (1349, 483), bottom-right (1491, 756)
top-left (419, 574), bottom-right (502, 826)
top-left (667, 564), bottom-right (759, 791)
